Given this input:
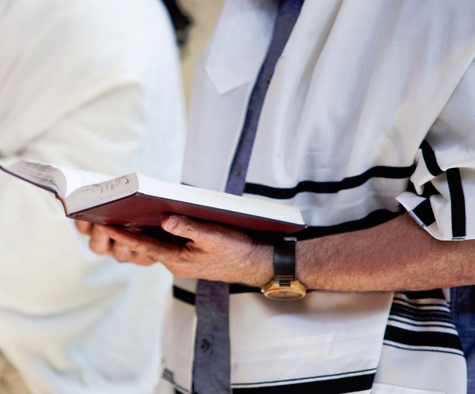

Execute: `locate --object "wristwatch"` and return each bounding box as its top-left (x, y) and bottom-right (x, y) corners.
top-left (262, 237), bottom-right (307, 301)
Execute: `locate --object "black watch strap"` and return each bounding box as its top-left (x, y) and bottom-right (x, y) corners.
top-left (273, 237), bottom-right (297, 284)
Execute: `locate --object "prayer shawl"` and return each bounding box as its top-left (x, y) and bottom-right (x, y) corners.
top-left (160, 1), bottom-right (475, 393)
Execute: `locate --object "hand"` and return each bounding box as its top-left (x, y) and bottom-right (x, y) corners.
top-left (74, 220), bottom-right (155, 265)
top-left (84, 216), bottom-right (274, 287)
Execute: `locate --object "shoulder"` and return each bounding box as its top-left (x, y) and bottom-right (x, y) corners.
top-left (6, 0), bottom-right (177, 70)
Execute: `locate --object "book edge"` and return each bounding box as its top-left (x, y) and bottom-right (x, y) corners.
top-left (69, 192), bottom-right (307, 233)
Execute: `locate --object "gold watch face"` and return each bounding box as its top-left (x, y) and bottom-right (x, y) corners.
top-left (263, 280), bottom-right (307, 301)
top-left (266, 289), bottom-right (305, 301)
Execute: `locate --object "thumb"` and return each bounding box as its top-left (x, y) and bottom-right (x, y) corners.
top-left (162, 215), bottom-right (205, 243)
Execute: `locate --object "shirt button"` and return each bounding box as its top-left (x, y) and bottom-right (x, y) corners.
top-left (200, 339), bottom-right (210, 352)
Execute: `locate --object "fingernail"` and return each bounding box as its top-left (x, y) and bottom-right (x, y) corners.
top-left (163, 216), bottom-right (177, 232)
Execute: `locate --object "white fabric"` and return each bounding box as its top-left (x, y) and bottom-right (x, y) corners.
top-left (164, 0), bottom-right (475, 393)
top-left (228, 292), bottom-right (392, 388)
top-left (160, 279), bottom-right (196, 394)
top-left (0, 0), bottom-right (185, 393)
top-left (396, 56), bottom-right (475, 240)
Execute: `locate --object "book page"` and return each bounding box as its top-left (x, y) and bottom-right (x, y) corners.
top-left (1, 161), bottom-right (115, 197)
top-left (1, 161), bottom-right (67, 196)
top-left (67, 174), bottom-right (138, 212)
top-left (55, 165), bottom-right (115, 197)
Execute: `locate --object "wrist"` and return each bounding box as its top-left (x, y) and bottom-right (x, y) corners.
top-left (262, 237), bottom-right (307, 300)
top-left (246, 242), bottom-right (274, 287)
top-left (295, 239), bottom-right (311, 289)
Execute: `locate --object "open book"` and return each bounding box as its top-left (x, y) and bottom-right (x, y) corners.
top-left (0, 160), bottom-right (306, 236)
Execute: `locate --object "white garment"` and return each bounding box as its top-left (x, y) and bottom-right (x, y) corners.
top-left (161, 0), bottom-right (475, 393)
top-left (0, 0), bottom-right (185, 393)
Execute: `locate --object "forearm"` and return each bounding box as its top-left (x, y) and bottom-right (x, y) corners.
top-left (296, 212), bottom-right (475, 292)
top-left (87, 212), bottom-right (475, 292)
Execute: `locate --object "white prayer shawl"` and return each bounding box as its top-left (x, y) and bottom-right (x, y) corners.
top-left (160, 0), bottom-right (475, 393)
top-left (0, 0), bottom-right (185, 393)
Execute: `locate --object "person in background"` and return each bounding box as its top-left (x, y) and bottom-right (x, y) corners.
top-left (162, 0), bottom-right (193, 49)
top-left (0, 0), bottom-right (186, 393)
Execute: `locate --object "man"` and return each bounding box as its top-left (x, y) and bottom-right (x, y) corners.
top-left (0, 0), bottom-right (185, 392)
top-left (79, 0), bottom-right (475, 393)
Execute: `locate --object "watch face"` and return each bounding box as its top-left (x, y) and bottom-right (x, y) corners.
top-left (267, 289), bottom-right (304, 301)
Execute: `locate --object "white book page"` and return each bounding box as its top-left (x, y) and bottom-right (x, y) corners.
top-left (66, 174), bottom-right (139, 213)
top-left (138, 174), bottom-right (305, 224)
top-left (54, 165), bottom-right (115, 197)
top-left (2, 161), bottom-right (67, 195)
top-left (2, 161), bottom-right (115, 197)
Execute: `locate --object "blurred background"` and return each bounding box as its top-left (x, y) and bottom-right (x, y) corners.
top-left (179, 0), bottom-right (225, 104)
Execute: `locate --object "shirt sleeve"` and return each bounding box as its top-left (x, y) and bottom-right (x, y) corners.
top-left (396, 58), bottom-right (475, 241)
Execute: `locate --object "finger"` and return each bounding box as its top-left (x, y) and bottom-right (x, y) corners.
top-left (95, 224), bottom-right (180, 259)
top-left (110, 240), bottom-right (156, 266)
top-left (111, 242), bottom-right (134, 262)
top-left (89, 225), bottom-right (114, 255)
top-left (75, 220), bottom-right (93, 235)
top-left (128, 251), bottom-right (157, 266)
top-left (95, 224), bottom-right (150, 251)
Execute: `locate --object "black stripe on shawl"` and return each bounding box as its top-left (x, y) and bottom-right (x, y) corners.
top-left (420, 181), bottom-right (440, 199)
top-left (400, 289), bottom-right (445, 300)
top-left (291, 209), bottom-right (403, 241)
top-left (389, 304), bottom-right (453, 324)
top-left (232, 371), bottom-right (375, 394)
top-left (411, 199), bottom-right (436, 227)
top-left (406, 180), bottom-right (417, 194)
top-left (420, 140), bottom-right (443, 176)
top-left (385, 290), bottom-right (463, 354)
top-left (447, 168), bottom-right (466, 238)
top-left (384, 326), bottom-right (463, 352)
top-left (173, 285), bottom-right (195, 305)
top-left (244, 165), bottom-right (416, 199)
top-left (390, 290), bottom-right (452, 324)
top-left (387, 317), bottom-right (455, 330)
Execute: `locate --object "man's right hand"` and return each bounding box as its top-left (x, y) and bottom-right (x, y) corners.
top-left (75, 220), bottom-right (155, 266)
